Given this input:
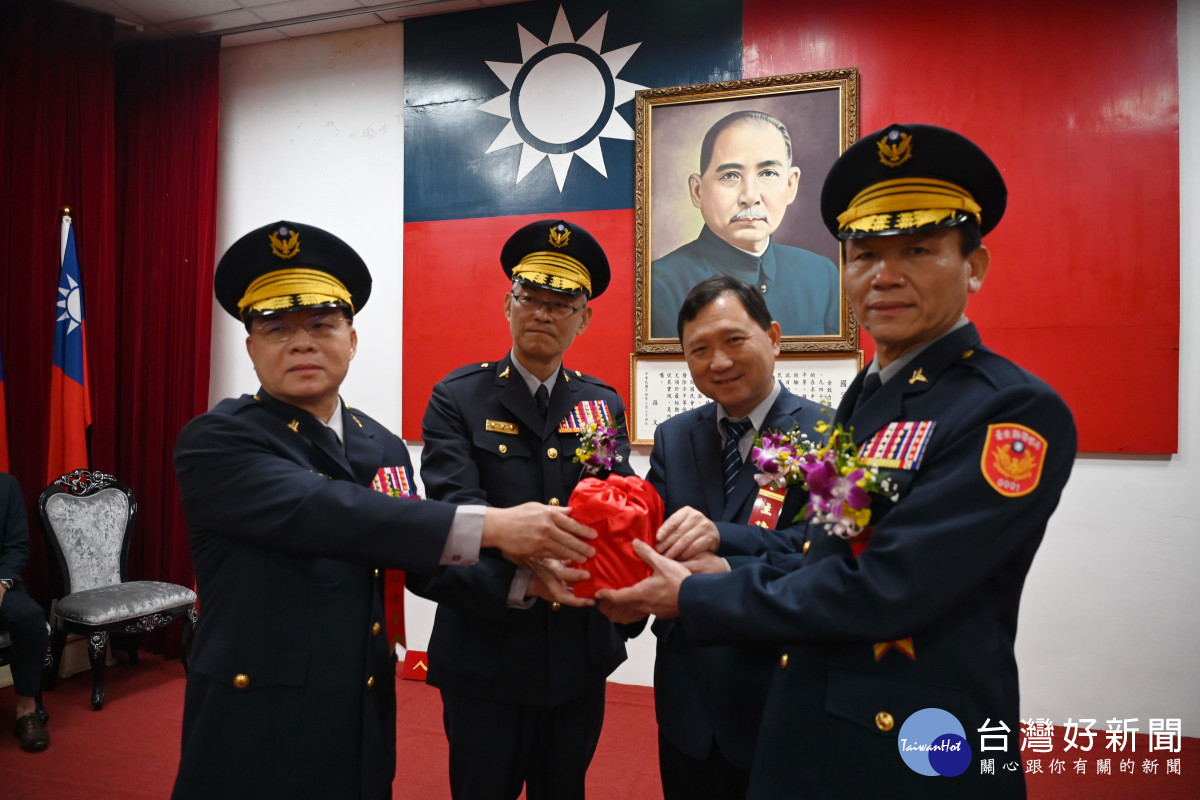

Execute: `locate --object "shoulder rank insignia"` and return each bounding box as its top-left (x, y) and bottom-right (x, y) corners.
top-left (486, 419), bottom-right (518, 435)
top-left (860, 421), bottom-right (936, 470)
top-left (558, 399), bottom-right (612, 433)
top-left (981, 423), bottom-right (1048, 497)
top-left (371, 466), bottom-right (416, 498)
top-left (908, 367), bottom-right (928, 384)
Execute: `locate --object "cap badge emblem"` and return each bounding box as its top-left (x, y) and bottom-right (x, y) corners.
top-left (548, 224), bottom-right (571, 249)
top-left (877, 129), bottom-right (913, 168)
top-left (269, 226), bottom-right (301, 260)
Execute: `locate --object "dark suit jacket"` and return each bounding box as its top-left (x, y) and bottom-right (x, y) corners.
top-left (409, 354), bottom-right (638, 706)
top-left (172, 391), bottom-right (456, 800)
top-left (651, 225), bottom-right (840, 338)
top-left (678, 324), bottom-right (1077, 799)
top-left (648, 386), bottom-right (828, 768)
top-left (0, 473), bottom-right (29, 586)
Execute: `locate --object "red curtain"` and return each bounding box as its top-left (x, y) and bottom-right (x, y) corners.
top-left (0, 0), bottom-right (117, 604)
top-left (0, 1), bottom-right (218, 632)
top-left (113, 38), bottom-right (220, 604)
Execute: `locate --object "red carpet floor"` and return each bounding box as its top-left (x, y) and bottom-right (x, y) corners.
top-left (1, 654), bottom-right (1196, 799)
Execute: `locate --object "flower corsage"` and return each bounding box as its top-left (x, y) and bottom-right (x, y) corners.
top-left (573, 422), bottom-right (623, 476)
top-left (795, 421), bottom-right (896, 541)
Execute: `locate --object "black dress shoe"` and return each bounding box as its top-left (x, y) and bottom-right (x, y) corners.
top-left (13, 713), bottom-right (49, 752)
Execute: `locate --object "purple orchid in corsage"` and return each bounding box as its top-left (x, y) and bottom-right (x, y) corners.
top-left (749, 428), bottom-right (810, 489)
top-left (796, 421), bottom-right (896, 544)
top-left (574, 422), bottom-right (623, 476)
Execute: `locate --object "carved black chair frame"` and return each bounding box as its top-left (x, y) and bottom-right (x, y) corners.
top-left (38, 469), bottom-right (197, 710)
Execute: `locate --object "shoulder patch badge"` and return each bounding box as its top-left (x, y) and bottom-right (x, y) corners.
top-left (981, 423), bottom-right (1048, 497)
top-left (559, 399), bottom-right (612, 433)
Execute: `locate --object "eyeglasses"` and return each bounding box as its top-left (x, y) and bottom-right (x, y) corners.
top-left (510, 291), bottom-right (586, 320)
top-left (251, 313), bottom-right (349, 344)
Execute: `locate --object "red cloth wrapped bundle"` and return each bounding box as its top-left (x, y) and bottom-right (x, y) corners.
top-left (568, 474), bottom-right (665, 599)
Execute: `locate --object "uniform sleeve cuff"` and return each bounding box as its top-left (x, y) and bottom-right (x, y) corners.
top-left (440, 505), bottom-right (485, 566)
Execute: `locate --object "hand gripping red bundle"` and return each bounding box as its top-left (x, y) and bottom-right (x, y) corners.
top-left (567, 474), bottom-right (665, 599)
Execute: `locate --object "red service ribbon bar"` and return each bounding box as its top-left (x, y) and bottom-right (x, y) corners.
top-left (747, 486), bottom-right (788, 529)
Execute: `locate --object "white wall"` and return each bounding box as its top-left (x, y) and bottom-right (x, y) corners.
top-left (213, 7), bottom-right (1200, 732)
top-left (213, 25), bottom-right (406, 429)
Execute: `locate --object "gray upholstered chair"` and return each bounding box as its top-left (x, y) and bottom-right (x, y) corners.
top-left (37, 469), bottom-right (196, 710)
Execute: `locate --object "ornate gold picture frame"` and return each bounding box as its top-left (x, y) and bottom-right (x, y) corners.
top-left (634, 68), bottom-right (860, 354)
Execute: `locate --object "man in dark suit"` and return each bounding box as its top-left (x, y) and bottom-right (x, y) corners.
top-left (650, 110), bottom-right (840, 339)
top-left (601, 124), bottom-right (1077, 798)
top-left (0, 472), bottom-right (50, 752)
top-left (171, 220), bottom-right (598, 800)
top-left (644, 275), bottom-right (828, 798)
top-left (409, 219), bottom-right (638, 800)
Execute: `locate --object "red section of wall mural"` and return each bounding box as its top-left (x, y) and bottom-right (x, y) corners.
top-left (743, 0), bottom-right (1179, 453)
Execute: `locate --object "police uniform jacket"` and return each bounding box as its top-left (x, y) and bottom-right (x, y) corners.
top-left (677, 323), bottom-right (1076, 799)
top-left (171, 391), bottom-right (456, 800)
top-left (651, 226), bottom-right (840, 339)
top-left (648, 385), bottom-right (828, 768)
top-left (408, 354), bottom-right (637, 706)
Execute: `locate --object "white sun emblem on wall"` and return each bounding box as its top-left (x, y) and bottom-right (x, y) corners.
top-left (57, 273), bottom-right (83, 335)
top-left (477, 6), bottom-right (646, 191)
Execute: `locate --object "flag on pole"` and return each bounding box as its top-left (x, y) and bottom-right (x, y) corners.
top-left (0, 340), bottom-right (8, 473)
top-left (46, 210), bottom-right (92, 483)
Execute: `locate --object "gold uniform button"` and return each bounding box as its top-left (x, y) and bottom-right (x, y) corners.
top-left (499, 444), bottom-right (507, 454)
top-left (374, 568), bottom-right (380, 578)
top-left (233, 674), bottom-right (250, 689)
top-left (548, 497), bottom-right (560, 506)
top-left (802, 541), bottom-right (811, 554)
top-left (875, 711), bottom-right (895, 732)
top-left (780, 653), bottom-right (789, 669)
top-left (547, 447), bottom-right (558, 459)
top-left (367, 676), bottom-right (375, 689)
top-left (372, 622), bottom-right (381, 636)
top-left (551, 602), bottom-right (562, 612)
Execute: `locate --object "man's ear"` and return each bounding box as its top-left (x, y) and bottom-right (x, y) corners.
top-left (688, 173), bottom-right (703, 209)
top-left (967, 245), bottom-right (990, 294)
top-left (785, 165), bottom-right (801, 204)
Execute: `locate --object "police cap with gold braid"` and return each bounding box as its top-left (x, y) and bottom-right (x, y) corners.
top-left (500, 219), bottom-right (610, 298)
top-left (214, 220), bottom-right (372, 322)
top-left (821, 123), bottom-right (1006, 241)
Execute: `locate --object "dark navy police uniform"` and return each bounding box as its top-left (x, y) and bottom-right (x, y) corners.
top-left (173, 220), bottom-right (463, 800)
top-left (410, 354), bottom-right (636, 800)
top-left (173, 393), bottom-right (456, 799)
top-left (674, 124), bottom-right (1077, 799)
top-left (409, 218), bottom-right (638, 800)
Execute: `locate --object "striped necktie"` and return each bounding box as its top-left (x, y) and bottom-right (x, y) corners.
top-left (721, 417), bottom-right (753, 499)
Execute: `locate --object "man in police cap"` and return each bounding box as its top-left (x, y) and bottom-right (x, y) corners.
top-left (600, 125), bottom-right (1077, 797)
top-left (171, 220), bottom-right (599, 800)
top-left (408, 219), bottom-right (638, 800)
